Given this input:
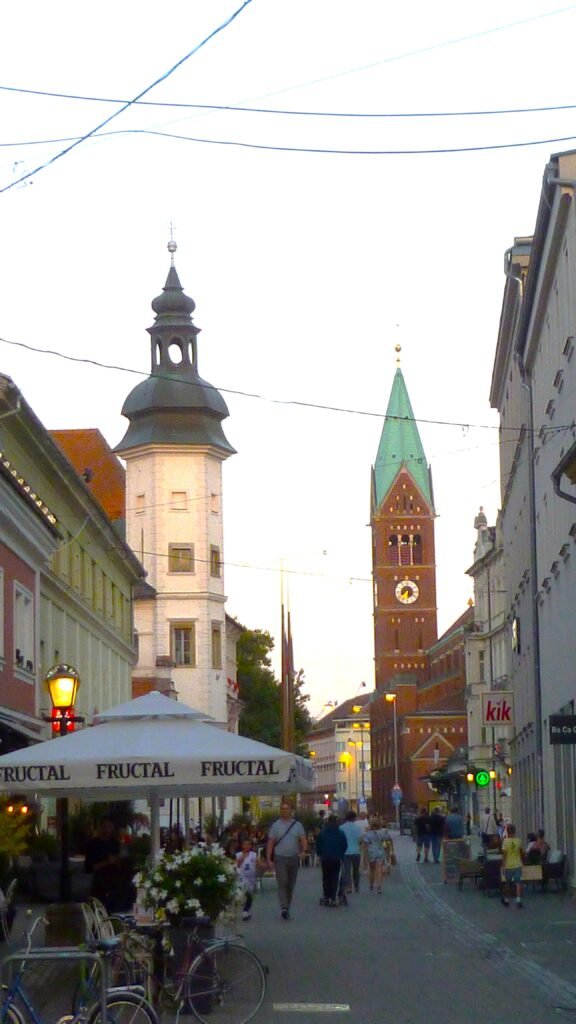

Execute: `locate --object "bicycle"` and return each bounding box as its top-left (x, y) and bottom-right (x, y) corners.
top-left (75, 916), bottom-right (267, 1024)
top-left (0, 914), bottom-right (159, 1024)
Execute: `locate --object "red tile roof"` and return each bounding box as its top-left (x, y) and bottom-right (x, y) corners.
top-left (50, 429), bottom-right (125, 521)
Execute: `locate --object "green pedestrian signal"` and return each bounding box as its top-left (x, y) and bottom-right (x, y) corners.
top-left (475, 770), bottom-right (490, 787)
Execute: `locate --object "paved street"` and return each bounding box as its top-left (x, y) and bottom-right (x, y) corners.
top-left (3, 835), bottom-right (576, 1024)
top-left (243, 833), bottom-right (576, 1024)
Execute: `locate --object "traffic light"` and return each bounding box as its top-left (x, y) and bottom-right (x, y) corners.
top-left (475, 770), bottom-right (491, 788)
top-left (51, 706), bottom-right (76, 736)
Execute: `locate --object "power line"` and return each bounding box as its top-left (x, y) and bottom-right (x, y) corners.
top-left (0, 0), bottom-right (254, 193)
top-left (137, 126), bottom-right (576, 156)
top-left (4, 81), bottom-right (576, 121)
top-left (1, 331), bottom-right (572, 442)
top-left (6, 123), bottom-right (576, 158)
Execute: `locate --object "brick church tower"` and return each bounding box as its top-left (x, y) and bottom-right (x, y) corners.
top-left (370, 349), bottom-right (439, 814)
top-left (371, 354), bottom-right (438, 686)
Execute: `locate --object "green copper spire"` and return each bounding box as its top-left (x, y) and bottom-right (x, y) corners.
top-left (372, 363), bottom-right (433, 510)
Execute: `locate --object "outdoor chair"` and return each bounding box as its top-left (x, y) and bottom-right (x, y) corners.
top-left (480, 856), bottom-right (503, 897)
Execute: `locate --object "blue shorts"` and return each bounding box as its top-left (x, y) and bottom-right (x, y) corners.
top-left (505, 867), bottom-right (522, 884)
top-left (416, 836), bottom-right (431, 848)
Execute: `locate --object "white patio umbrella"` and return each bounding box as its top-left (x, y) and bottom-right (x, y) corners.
top-left (0, 690), bottom-right (313, 801)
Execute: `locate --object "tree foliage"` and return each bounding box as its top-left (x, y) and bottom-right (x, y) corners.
top-left (235, 622), bottom-right (311, 753)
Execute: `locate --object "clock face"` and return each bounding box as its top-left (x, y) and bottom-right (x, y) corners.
top-left (395, 579), bottom-right (419, 604)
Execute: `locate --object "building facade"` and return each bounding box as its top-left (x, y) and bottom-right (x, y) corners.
top-left (491, 149), bottom-right (576, 866)
top-left (0, 374), bottom-right (144, 740)
top-left (464, 510), bottom-right (511, 825)
top-left (302, 695), bottom-right (372, 812)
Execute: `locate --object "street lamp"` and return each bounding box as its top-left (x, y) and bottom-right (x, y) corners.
top-left (385, 692), bottom-right (400, 827)
top-left (43, 664), bottom-right (84, 902)
top-left (340, 752), bottom-right (352, 805)
top-left (347, 742), bottom-right (360, 804)
top-left (44, 664), bottom-right (83, 736)
top-left (351, 718), bottom-right (370, 800)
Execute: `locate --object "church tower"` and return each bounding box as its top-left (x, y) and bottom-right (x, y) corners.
top-left (371, 350), bottom-right (437, 690)
top-left (115, 243), bottom-right (235, 723)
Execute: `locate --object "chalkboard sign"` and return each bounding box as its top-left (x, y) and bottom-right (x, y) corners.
top-left (442, 839), bottom-right (469, 884)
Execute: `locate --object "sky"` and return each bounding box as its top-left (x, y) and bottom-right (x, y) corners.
top-left (1, 0), bottom-right (576, 717)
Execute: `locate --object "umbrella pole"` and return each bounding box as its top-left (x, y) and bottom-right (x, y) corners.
top-left (184, 799), bottom-right (190, 849)
top-left (150, 795), bottom-right (161, 862)
top-left (58, 797), bottom-right (72, 902)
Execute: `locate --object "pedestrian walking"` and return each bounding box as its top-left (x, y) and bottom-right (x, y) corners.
top-left (414, 807), bottom-right (431, 863)
top-left (316, 815), bottom-right (348, 906)
top-left (501, 823), bottom-right (525, 908)
top-left (236, 837), bottom-right (259, 921)
top-left (428, 807), bottom-right (445, 864)
top-left (480, 807), bottom-right (499, 851)
top-left (361, 817), bottom-right (391, 894)
top-left (266, 801), bottom-right (307, 920)
top-left (443, 805), bottom-right (465, 839)
top-left (340, 811), bottom-right (362, 893)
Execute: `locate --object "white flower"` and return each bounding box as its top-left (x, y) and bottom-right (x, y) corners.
top-left (166, 898), bottom-right (180, 915)
top-left (217, 874), bottom-right (226, 883)
top-left (175, 880), bottom-right (182, 888)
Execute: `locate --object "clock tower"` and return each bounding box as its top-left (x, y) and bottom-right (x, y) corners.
top-left (370, 352), bottom-right (437, 690)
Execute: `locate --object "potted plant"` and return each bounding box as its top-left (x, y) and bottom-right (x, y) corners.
top-left (134, 844), bottom-right (243, 925)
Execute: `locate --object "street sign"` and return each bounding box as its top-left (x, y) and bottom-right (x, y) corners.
top-left (550, 715), bottom-right (576, 744)
top-left (482, 691), bottom-right (514, 725)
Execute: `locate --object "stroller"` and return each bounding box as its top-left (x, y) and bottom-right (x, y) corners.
top-left (319, 858), bottom-right (348, 907)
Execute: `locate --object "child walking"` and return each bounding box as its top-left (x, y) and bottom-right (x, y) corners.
top-left (236, 838), bottom-right (259, 920)
top-left (501, 823), bottom-right (524, 908)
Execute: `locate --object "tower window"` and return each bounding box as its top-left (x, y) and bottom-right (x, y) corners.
top-left (413, 534), bottom-right (423, 564)
top-left (171, 491), bottom-right (188, 511)
top-left (135, 494), bottom-right (145, 515)
top-left (400, 535), bottom-right (411, 565)
top-left (211, 623), bottom-right (223, 669)
top-left (168, 340), bottom-right (184, 364)
top-left (388, 535), bottom-right (399, 565)
top-left (210, 545), bottom-right (221, 577)
top-left (168, 544), bottom-right (194, 573)
top-left (171, 622), bottom-right (196, 666)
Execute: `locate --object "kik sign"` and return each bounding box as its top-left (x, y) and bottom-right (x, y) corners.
top-left (481, 692), bottom-right (514, 726)
top-left (549, 715), bottom-right (576, 744)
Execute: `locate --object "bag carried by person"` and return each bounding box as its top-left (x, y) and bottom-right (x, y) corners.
top-left (390, 852), bottom-right (397, 866)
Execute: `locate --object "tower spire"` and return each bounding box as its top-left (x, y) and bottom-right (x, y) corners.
top-left (372, 360), bottom-right (433, 511)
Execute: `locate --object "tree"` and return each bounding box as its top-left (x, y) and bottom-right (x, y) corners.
top-left (235, 622), bottom-right (311, 752)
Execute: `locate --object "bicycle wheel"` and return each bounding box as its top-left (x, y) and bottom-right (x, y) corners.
top-left (1, 1004), bottom-right (26, 1024)
top-left (87, 991), bottom-right (159, 1024)
top-left (72, 955), bottom-right (138, 1014)
top-left (184, 943), bottom-right (266, 1024)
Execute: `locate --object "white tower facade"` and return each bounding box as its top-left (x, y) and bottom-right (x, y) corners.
top-left (116, 247), bottom-right (235, 724)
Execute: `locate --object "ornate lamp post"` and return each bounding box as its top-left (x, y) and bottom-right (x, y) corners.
top-left (43, 664), bottom-right (84, 901)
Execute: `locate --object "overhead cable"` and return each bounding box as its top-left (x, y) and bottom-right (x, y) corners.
top-left (0, 0), bottom-right (254, 193)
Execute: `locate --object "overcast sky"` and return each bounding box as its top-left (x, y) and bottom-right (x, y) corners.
top-left (1, 0), bottom-right (575, 715)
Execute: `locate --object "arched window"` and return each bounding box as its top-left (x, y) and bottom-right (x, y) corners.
top-left (394, 628), bottom-right (400, 652)
top-left (400, 535), bottom-right (411, 565)
top-left (388, 535), bottom-right (399, 565)
top-left (413, 534), bottom-right (423, 564)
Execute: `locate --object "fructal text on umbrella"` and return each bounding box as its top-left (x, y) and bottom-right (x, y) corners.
top-left (96, 761), bottom-right (175, 779)
top-left (201, 759), bottom-right (280, 777)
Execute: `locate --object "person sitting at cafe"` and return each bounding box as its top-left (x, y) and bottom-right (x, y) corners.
top-left (85, 817), bottom-right (134, 912)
